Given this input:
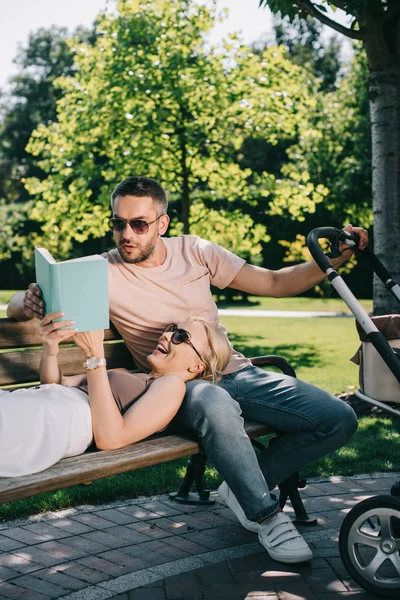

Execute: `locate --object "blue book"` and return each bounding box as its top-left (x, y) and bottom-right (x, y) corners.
top-left (34, 248), bottom-right (109, 333)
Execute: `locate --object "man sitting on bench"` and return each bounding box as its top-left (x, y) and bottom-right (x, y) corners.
top-left (8, 175), bottom-right (368, 564)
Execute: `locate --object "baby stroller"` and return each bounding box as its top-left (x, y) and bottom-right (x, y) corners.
top-left (307, 227), bottom-right (400, 598)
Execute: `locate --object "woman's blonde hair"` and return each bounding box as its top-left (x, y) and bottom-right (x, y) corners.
top-left (189, 317), bottom-right (232, 384)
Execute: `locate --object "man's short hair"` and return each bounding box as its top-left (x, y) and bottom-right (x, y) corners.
top-left (111, 177), bottom-right (168, 214)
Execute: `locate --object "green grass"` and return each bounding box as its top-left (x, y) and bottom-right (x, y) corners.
top-left (218, 295), bottom-right (372, 314)
top-left (0, 290), bottom-right (19, 304)
top-left (1, 296), bottom-right (397, 521)
top-left (220, 315), bottom-right (360, 395)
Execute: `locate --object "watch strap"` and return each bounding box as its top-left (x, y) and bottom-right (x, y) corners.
top-left (83, 357), bottom-right (107, 370)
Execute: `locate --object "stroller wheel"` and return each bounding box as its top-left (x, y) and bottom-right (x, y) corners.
top-left (339, 495), bottom-right (400, 597)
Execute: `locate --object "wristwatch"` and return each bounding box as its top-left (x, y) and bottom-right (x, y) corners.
top-left (83, 357), bottom-right (107, 370)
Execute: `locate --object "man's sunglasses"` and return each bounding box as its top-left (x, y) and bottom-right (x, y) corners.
top-left (109, 214), bottom-right (164, 235)
top-left (163, 323), bottom-right (203, 361)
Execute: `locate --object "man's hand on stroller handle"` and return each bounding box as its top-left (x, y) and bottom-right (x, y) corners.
top-left (339, 224), bottom-right (368, 253)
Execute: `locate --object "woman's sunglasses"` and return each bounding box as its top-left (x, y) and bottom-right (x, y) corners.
top-left (109, 214), bottom-right (164, 235)
top-left (163, 323), bottom-right (203, 361)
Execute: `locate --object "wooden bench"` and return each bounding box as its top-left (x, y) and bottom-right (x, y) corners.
top-left (0, 318), bottom-right (314, 523)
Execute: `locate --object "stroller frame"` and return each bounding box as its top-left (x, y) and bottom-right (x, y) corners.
top-left (307, 227), bottom-right (400, 598)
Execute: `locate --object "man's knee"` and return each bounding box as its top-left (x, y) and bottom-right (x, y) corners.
top-left (184, 380), bottom-right (242, 433)
top-left (328, 398), bottom-right (358, 444)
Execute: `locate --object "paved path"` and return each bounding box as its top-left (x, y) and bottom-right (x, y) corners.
top-left (0, 472), bottom-right (398, 599)
top-left (218, 309), bottom-right (350, 318)
top-left (0, 304), bottom-right (350, 318)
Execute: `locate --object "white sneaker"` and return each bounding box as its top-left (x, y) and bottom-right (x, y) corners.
top-left (258, 511), bottom-right (313, 563)
top-left (217, 481), bottom-right (259, 532)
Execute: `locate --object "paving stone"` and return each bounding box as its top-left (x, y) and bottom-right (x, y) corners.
top-left (128, 588), bottom-right (166, 599)
top-left (0, 528), bottom-right (50, 545)
top-left (202, 582), bottom-right (275, 599)
top-left (0, 565), bottom-right (21, 583)
top-left (46, 517), bottom-right (94, 535)
top-left (228, 554), bottom-right (264, 572)
top-left (160, 498), bottom-right (213, 514)
top-left (138, 539), bottom-right (192, 561)
top-left (162, 535), bottom-right (208, 555)
top-left (0, 535), bottom-right (26, 552)
top-left (9, 573), bottom-right (70, 598)
top-left (115, 543), bottom-right (169, 566)
top-left (305, 567), bottom-right (349, 593)
top-left (234, 570), bottom-right (286, 592)
top-left (0, 553), bottom-right (41, 574)
top-left (34, 539), bottom-right (88, 561)
top-left (189, 510), bottom-right (232, 527)
top-left (181, 530), bottom-right (230, 550)
top-left (197, 562), bottom-right (236, 585)
top-left (106, 524), bottom-right (155, 544)
top-left (138, 501), bottom-right (183, 517)
top-left (93, 508), bottom-right (139, 525)
top-left (117, 505), bottom-right (163, 520)
top-left (31, 566), bottom-right (88, 591)
top-left (127, 520), bottom-right (174, 539)
top-left (204, 524), bottom-right (256, 545)
top-left (51, 560), bottom-right (111, 583)
top-left (71, 513), bottom-right (117, 529)
top-left (76, 555), bottom-right (131, 577)
top-left (168, 513), bottom-right (216, 532)
top-left (57, 533), bottom-right (110, 554)
top-left (12, 547), bottom-right (67, 568)
top-left (21, 522), bottom-right (71, 540)
top-left (165, 571), bottom-right (202, 599)
top-left (0, 581), bottom-right (49, 599)
top-left (312, 594), bottom-right (371, 599)
top-left (98, 549), bottom-right (149, 570)
top-left (79, 528), bottom-right (147, 549)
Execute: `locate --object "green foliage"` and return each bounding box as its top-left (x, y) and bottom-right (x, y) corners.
top-left (170, 200), bottom-right (268, 263)
top-left (24, 0), bottom-right (323, 260)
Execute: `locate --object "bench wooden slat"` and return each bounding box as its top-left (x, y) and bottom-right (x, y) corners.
top-left (0, 318), bottom-right (121, 350)
top-left (0, 343), bottom-right (134, 386)
top-left (0, 421), bottom-right (271, 504)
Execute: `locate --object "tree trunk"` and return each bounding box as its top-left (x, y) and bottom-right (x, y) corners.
top-left (178, 127), bottom-right (190, 235)
top-left (368, 67), bottom-right (400, 315)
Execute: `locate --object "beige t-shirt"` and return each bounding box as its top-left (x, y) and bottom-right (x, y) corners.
top-left (105, 235), bottom-right (252, 374)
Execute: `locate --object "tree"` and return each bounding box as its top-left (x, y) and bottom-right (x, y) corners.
top-left (25, 0), bottom-right (326, 263)
top-left (0, 26), bottom-right (95, 285)
top-left (259, 0), bottom-right (400, 315)
top-left (0, 26), bottom-right (94, 205)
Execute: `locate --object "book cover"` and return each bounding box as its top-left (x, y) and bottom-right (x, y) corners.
top-left (34, 248), bottom-right (109, 333)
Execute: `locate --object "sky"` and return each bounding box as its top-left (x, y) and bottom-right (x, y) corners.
top-left (0, 0), bottom-right (351, 89)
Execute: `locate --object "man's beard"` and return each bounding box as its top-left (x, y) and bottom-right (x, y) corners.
top-left (116, 236), bottom-right (158, 264)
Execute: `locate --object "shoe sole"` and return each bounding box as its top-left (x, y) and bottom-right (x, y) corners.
top-left (258, 534), bottom-right (313, 563)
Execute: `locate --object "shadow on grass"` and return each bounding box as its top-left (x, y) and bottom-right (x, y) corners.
top-left (300, 415), bottom-right (400, 479)
top-left (228, 332), bottom-right (321, 371)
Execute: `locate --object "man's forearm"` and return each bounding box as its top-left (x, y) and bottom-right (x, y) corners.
top-left (271, 253), bottom-right (349, 298)
top-left (6, 292), bottom-right (29, 320)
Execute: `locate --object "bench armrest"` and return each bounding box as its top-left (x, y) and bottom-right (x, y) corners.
top-left (250, 355), bottom-right (296, 378)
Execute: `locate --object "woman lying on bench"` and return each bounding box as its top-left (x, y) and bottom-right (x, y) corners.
top-left (0, 314), bottom-right (231, 477)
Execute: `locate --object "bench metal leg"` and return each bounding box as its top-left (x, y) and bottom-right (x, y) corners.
top-left (169, 451), bottom-right (215, 505)
top-left (253, 437), bottom-right (317, 525)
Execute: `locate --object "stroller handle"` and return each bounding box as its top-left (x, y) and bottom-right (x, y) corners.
top-left (307, 227), bottom-right (360, 274)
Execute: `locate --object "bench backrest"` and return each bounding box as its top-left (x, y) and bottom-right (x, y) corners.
top-left (0, 318), bottom-right (135, 390)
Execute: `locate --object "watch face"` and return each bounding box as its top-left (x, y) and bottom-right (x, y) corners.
top-left (87, 357), bottom-right (98, 369)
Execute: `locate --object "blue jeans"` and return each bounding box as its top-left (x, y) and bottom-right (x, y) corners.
top-left (170, 365), bottom-right (358, 523)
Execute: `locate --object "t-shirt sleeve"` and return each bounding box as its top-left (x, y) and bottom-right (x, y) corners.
top-left (196, 238), bottom-right (246, 290)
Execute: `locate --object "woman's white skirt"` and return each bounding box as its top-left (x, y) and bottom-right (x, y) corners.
top-left (0, 384), bottom-right (93, 477)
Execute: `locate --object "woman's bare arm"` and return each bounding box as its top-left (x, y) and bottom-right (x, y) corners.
top-left (39, 313), bottom-right (77, 384)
